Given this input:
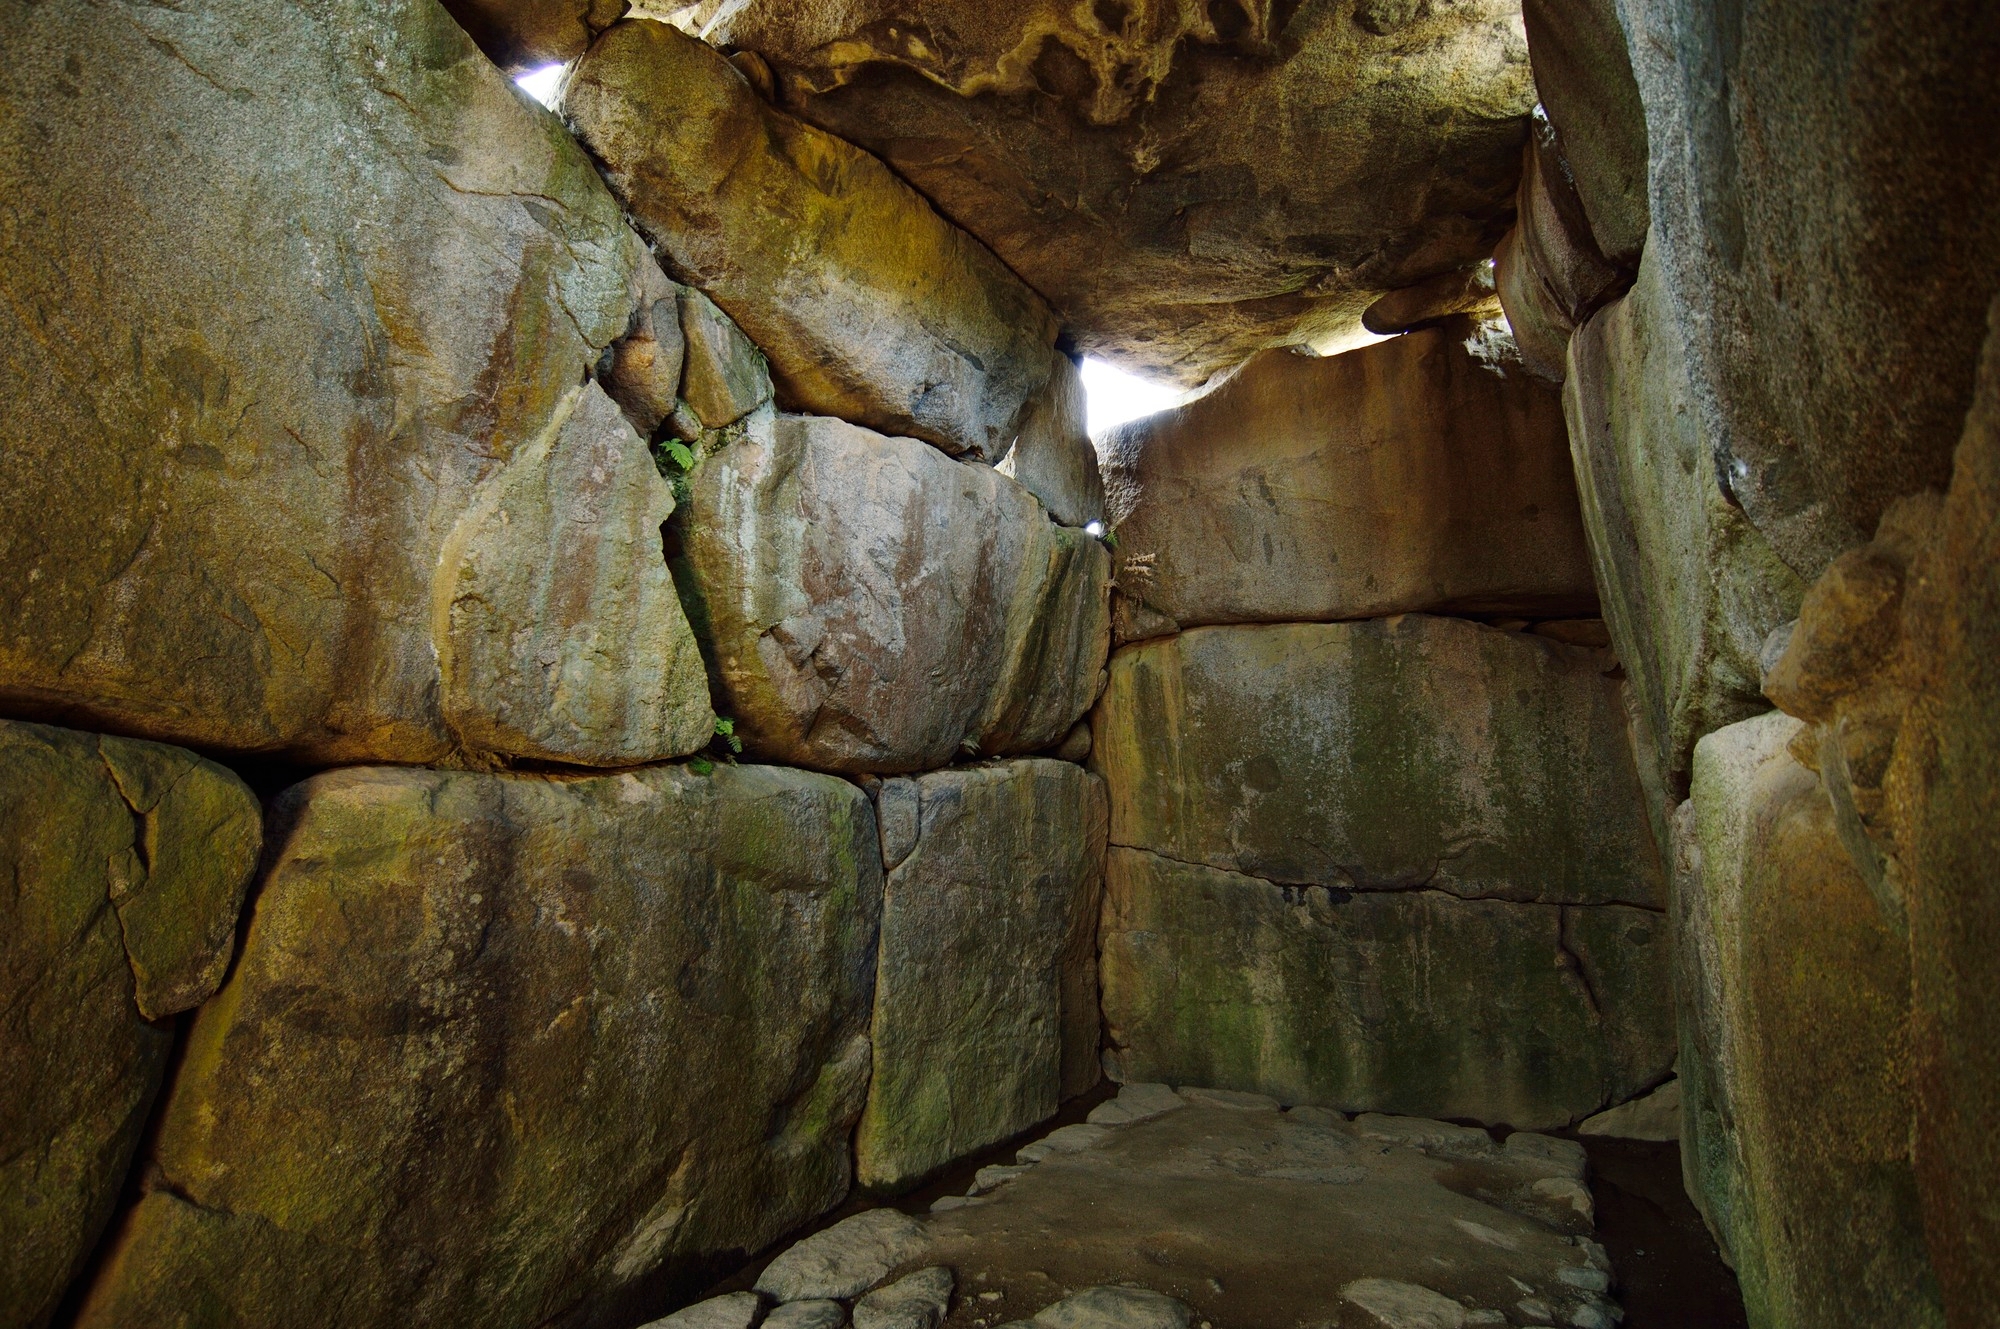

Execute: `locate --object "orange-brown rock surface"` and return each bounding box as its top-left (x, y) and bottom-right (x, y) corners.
top-left (659, 0), bottom-right (1537, 386)
top-left (0, 0), bottom-right (712, 767)
top-left (1099, 321), bottom-right (1595, 637)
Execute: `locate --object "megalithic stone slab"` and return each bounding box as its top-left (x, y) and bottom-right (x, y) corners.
top-left (1520, 0), bottom-right (1648, 266)
top-left (0, 0), bottom-right (710, 768)
top-left (561, 19), bottom-right (1061, 461)
top-left (999, 351), bottom-right (1105, 530)
top-left (1612, 0), bottom-right (2000, 577)
top-left (1098, 847), bottom-right (1672, 1130)
top-left (1563, 248), bottom-right (1804, 814)
top-left (436, 381), bottom-right (716, 764)
top-left (1098, 323), bottom-right (1596, 638)
top-left (856, 761), bottom-right (1108, 1190)
top-left (675, 414), bottom-right (1110, 775)
top-left (651, 0), bottom-right (1538, 387)
top-left (1091, 617), bottom-right (1662, 907)
top-left (0, 720), bottom-right (260, 1329)
top-left (1675, 712), bottom-right (1943, 1327)
top-left (73, 762), bottom-right (883, 1329)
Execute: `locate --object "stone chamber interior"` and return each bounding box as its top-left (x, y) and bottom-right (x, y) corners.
top-left (1, 2), bottom-right (1995, 1328)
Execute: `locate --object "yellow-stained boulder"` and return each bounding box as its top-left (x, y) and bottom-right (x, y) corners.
top-left (1098, 323), bottom-right (1595, 639)
top-left (0, 0), bottom-right (710, 767)
top-left (74, 762), bottom-right (882, 1329)
top-left (675, 415), bottom-right (1110, 775)
top-left (1, 720), bottom-right (259, 1329)
top-left (1673, 713), bottom-right (1942, 1328)
top-left (561, 20), bottom-right (1060, 461)
top-left (1754, 294), bottom-right (2000, 1323)
top-left (650, 0), bottom-right (1537, 386)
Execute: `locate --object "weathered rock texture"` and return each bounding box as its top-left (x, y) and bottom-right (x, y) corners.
top-left (1614, 0), bottom-right (2000, 578)
top-left (1563, 248), bottom-right (1803, 812)
top-left (999, 352), bottom-right (1105, 530)
top-left (0, 721), bottom-right (260, 1329)
top-left (675, 414), bottom-right (1110, 774)
top-left (1099, 322), bottom-right (1595, 637)
top-left (1092, 617), bottom-right (1662, 906)
top-left (667, 0), bottom-right (1538, 385)
top-left (1091, 616), bottom-right (1668, 1127)
top-left (1519, 0), bottom-right (1647, 266)
top-left (443, 0), bottom-right (627, 68)
top-left (1673, 713), bottom-right (1942, 1327)
top-left (76, 762), bottom-right (882, 1329)
top-left (562, 20), bottom-right (1059, 460)
top-left (1751, 296), bottom-right (2000, 1323)
top-left (1492, 119), bottom-right (1629, 381)
top-left (857, 761), bottom-right (1108, 1189)
top-left (0, 0), bottom-right (711, 767)
top-left (1101, 849), bottom-right (1672, 1129)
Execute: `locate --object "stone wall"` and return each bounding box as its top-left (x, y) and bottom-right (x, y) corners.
top-left (1522, 2), bottom-right (1998, 1323)
top-left (5, 0), bottom-right (1996, 1326)
top-left (1091, 327), bottom-right (1674, 1132)
top-left (0, 3), bottom-right (1113, 1325)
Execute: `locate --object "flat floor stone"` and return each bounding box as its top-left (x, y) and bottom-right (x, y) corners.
top-left (895, 1102), bottom-right (1624, 1329)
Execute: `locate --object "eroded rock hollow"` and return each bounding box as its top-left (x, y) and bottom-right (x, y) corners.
top-left (3, 1), bottom-right (1995, 1327)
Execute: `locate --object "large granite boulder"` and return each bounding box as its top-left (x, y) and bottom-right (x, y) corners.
top-left (1492, 121), bottom-right (1629, 381)
top-left (0, 0), bottom-right (711, 767)
top-left (1613, 0), bottom-right (2000, 578)
top-left (663, 0), bottom-right (1536, 386)
top-left (1100, 847), bottom-right (1672, 1129)
top-left (856, 761), bottom-right (1108, 1190)
top-left (1, 721), bottom-right (260, 1329)
top-left (74, 762), bottom-right (882, 1329)
top-left (442, 0), bottom-right (626, 69)
top-left (1895, 302), bottom-right (2000, 1325)
top-left (1091, 617), bottom-right (1662, 906)
top-left (1519, 0), bottom-right (1647, 267)
top-left (1751, 296), bottom-right (2000, 1322)
top-left (1563, 248), bottom-right (1804, 817)
top-left (561, 20), bottom-right (1059, 461)
top-left (998, 352), bottom-right (1105, 530)
top-left (1098, 323), bottom-right (1595, 638)
top-left (1673, 713), bottom-right (1943, 1327)
top-left (675, 414), bottom-right (1110, 775)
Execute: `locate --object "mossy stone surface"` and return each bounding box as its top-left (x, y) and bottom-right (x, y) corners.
top-left (1564, 249), bottom-right (1803, 818)
top-left (856, 761), bottom-right (1107, 1190)
top-left (0, 0), bottom-right (708, 767)
top-left (1099, 847), bottom-right (1672, 1130)
top-left (75, 762), bottom-right (882, 1329)
top-left (1091, 616), bottom-right (1662, 906)
top-left (1676, 712), bottom-right (1943, 1328)
top-left (1, 720), bottom-right (259, 1329)
top-left (562, 19), bottom-right (1060, 461)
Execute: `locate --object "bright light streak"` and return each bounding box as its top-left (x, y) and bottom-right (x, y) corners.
top-left (514, 63), bottom-right (565, 109)
top-left (1081, 357), bottom-right (1184, 438)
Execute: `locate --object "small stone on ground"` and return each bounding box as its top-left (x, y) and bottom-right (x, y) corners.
top-left (757, 1209), bottom-right (929, 1301)
top-left (1029, 1286), bottom-right (1194, 1329)
top-left (641, 1291), bottom-right (764, 1329)
top-left (854, 1266), bottom-right (955, 1329)
top-left (765, 1301), bottom-right (847, 1329)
